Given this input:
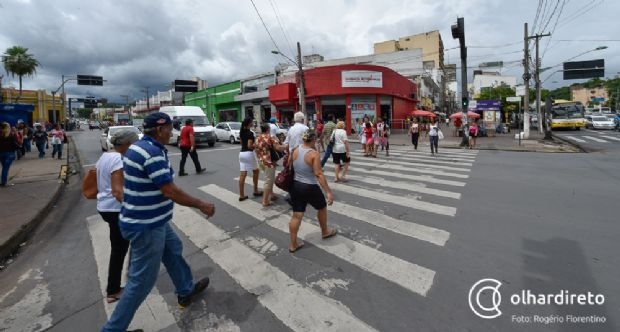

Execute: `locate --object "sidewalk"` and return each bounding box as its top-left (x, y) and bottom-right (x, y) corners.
top-left (0, 129), bottom-right (580, 264)
top-left (0, 143), bottom-right (68, 264)
top-left (349, 127), bottom-right (580, 153)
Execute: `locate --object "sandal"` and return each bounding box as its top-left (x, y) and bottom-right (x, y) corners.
top-left (289, 242), bottom-right (305, 253)
top-left (106, 289), bottom-right (123, 303)
top-left (322, 229), bottom-right (338, 239)
top-left (238, 196), bottom-right (249, 201)
top-left (253, 191), bottom-right (263, 197)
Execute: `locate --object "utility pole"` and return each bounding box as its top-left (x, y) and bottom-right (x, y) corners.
top-left (143, 87), bottom-right (150, 111)
top-left (522, 23), bottom-right (531, 139)
top-left (296, 42), bottom-right (306, 115)
top-left (530, 32), bottom-right (551, 134)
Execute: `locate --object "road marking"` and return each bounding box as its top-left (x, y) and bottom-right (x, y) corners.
top-left (348, 151), bottom-right (475, 166)
top-left (0, 269), bottom-right (53, 332)
top-left (200, 184), bottom-right (436, 297)
top-left (322, 164), bottom-right (467, 187)
top-left (251, 178), bottom-right (451, 246)
top-left (350, 160), bottom-right (469, 179)
top-left (309, 172), bottom-right (460, 199)
top-left (347, 153), bottom-right (471, 173)
top-left (172, 205), bottom-right (378, 332)
top-left (601, 136), bottom-right (620, 142)
top-left (167, 145), bottom-right (238, 156)
top-left (582, 136), bottom-right (608, 143)
top-left (563, 136), bottom-right (586, 143)
top-left (86, 215), bottom-right (179, 332)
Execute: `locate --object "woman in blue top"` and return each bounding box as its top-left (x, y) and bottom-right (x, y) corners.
top-left (288, 129), bottom-right (337, 253)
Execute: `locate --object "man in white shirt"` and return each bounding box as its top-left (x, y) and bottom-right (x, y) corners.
top-left (269, 117), bottom-right (279, 138)
top-left (283, 112), bottom-right (309, 152)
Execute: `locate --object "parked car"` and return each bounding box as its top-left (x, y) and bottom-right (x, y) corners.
top-left (587, 116), bottom-right (615, 130)
top-left (88, 121), bottom-right (101, 130)
top-left (214, 122), bottom-right (242, 144)
top-left (100, 125), bottom-right (143, 151)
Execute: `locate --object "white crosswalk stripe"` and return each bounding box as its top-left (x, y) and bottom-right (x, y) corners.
top-left (172, 205), bottom-right (378, 332)
top-left (582, 135), bottom-right (609, 143)
top-left (251, 178), bottom-right (451, 246)
top-left (82, 145), bottom-right (478, 330)
top-left (563, 135), bottom-right (586, 143)
top-left (601, 135), bottom-right (620, 141)
top-left (200, 184), bottom-right (436, 297)
top-left (86, 215), bottom-right (180, 332)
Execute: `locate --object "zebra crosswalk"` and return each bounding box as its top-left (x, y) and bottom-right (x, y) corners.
top-left (559, 130), bottom-right (620, 144)
top-left (84, 145), bottom-right (480, 331)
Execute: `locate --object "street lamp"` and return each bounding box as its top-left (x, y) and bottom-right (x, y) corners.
top-left (120, 94), bottom-right (131, 123)
top-left (272, 41), bottom-right (306, 114)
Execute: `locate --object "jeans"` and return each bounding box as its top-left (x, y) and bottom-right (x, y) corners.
top-left (23, 138), bottom-right (32, 152)
top-left (320, 143), bottom-right (333, 167)
top-left (52, 143), bottom-right (63, 159)
top-left (0, 151), bottom-right (16, 185)
top-left (98, 211), bottom-right (130, 296)
top-left (101, 222), bottom-right (194, 332)
top-left (411, 133), bottom-right (419, 150)
top-left (429, 135), bottom-right (439, 154)
top-left (179, 146), bottom-right (202, 173)
top-left (35, 141), bottom-right (46, 158)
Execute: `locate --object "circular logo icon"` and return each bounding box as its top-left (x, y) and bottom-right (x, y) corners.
top-left (468, 278), bottom-right (502, 319)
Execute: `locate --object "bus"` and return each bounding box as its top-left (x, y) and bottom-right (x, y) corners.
top-left (549, 101), bottom-right (586, 130)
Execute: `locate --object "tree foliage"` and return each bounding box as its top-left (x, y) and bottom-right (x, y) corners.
top-left (1, 46), bottom-right (40, 101)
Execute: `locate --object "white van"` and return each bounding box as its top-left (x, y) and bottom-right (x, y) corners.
top-left (159, 106), bottom-right (216, 147)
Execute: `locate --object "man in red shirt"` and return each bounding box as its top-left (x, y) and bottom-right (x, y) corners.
top-left (178, 118), bottom-right (206, 176)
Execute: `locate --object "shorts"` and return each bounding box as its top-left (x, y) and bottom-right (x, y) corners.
top-left (290, 181), bottom-right (327, 213)
top-left (332, 152), bottom-right (350, 165)
top-left (263, 166), bottom-right (276, 190)
top-left (239, 151), bottom-right (258, 171)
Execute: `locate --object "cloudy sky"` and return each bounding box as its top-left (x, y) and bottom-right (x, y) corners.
top-left (1, 0), bottom-right (618, 103)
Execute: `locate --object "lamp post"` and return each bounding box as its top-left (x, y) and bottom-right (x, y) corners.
top-left (120, 94), bottom-right (131, 123)
top-left (272, 42), bottom-right (305, 115)
top-left (141, 87), bottom-right (150, 112)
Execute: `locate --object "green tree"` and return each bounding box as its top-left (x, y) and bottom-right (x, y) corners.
top-left (76, 108), bottom-right (93, 119)
top-left (1, 46), bottom-right (40, 102)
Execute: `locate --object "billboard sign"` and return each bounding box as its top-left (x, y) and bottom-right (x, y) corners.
top-left (563, 59), bottom-right (604, 80)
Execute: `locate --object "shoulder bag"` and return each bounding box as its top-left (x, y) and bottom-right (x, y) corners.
top-left (81, 169), bottom-right (98, 199)
top-left (275, 159), bottom-right (295, 192)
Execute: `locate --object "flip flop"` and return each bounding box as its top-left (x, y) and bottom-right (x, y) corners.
top-left (322, 229), bottom-right (338, 239)
top-left (253, 191), bottom-right (264, 197)
top-left (289, 242), bottom-right (305, 253)
top-left (238, 196), bottom-right (249, 201)
top-left (106, 289), bottom-right (123, 303)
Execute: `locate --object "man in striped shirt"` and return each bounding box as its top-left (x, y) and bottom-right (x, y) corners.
top-left (102, 112), bottom-right (215, 332)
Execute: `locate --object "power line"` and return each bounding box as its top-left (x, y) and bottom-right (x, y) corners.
top-left (249, 0), bottom-right (282, 54)
top-left (269, 0), bottom-right (295, 58)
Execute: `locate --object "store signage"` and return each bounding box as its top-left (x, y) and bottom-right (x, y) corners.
top-left (342, 71), bottom-right (383, 88)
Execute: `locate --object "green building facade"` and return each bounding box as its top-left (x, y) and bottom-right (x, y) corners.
top-left (184, 81), bottom-right (241, 124)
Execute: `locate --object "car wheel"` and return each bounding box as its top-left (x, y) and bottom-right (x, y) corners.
top-left (208, 141), bottom-right (215, 147)
top-left (229, 136), bottom-right (236, 144)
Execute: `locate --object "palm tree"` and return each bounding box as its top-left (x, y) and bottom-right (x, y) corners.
top-left (2, 46), bottom-right (40, 102)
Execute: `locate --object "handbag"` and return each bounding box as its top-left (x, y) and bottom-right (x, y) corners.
top-left (81, 169), bottom-right (98, 199)
top-left (275, 162), bottom-right (294, 192)
top-left (269, 143), bottom-right (283, 163)
top-left (438, 129), bottom-right (444, 140)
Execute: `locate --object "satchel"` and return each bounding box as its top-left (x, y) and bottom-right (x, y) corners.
top-left (269, 144), bottom-right (283, 163)
top-left (438, 129), bottom-right (444, 140)
top-left (81, 169), bottom-right (98, 199)
top-left (275, 163), bottom-right (294, 192)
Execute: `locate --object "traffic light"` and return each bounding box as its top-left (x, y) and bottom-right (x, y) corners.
top-left (462, 97), bottom-right (469, 108)
top-left (77, 75), bottom-right (104, 86)
top-left (451, 18), bottom-right (464, 40)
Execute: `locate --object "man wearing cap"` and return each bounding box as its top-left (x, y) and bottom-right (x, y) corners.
top-left (102, 112), bottom-right (215, 332)
top-left (178, 118), bottom-right (206, 176)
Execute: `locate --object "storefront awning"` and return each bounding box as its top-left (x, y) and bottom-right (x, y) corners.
top-left (269, 83), bottom-right (297, 106)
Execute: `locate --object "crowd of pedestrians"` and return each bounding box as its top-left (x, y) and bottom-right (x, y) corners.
top-left (0, 119), bottom-right (66, 188)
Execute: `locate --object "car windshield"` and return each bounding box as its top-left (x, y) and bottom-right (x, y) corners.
top-left (228, 122), bottom-right (241, 130)
top-left (109, 126), bottom-right (141, 135)
top-left (181, 116), bottom-right (209, 126)
top-left (592, 117), bottom-right (607, 121)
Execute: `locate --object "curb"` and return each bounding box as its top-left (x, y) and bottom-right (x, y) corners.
top-left (0, 135), bottom-right (78, 264)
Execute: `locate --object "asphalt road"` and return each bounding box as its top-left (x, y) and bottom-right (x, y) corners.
top-left (0, 129), bottom-right (617, 332)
